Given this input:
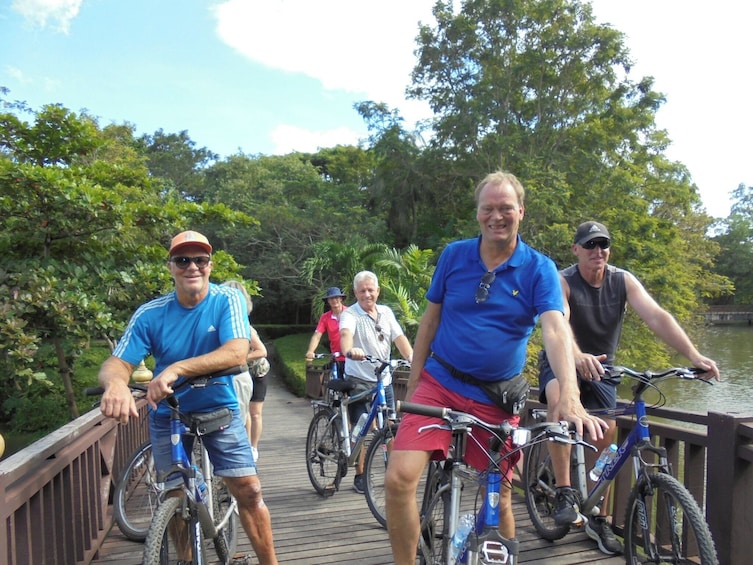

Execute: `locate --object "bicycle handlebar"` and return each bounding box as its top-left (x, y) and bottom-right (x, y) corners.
top-left (85, 365), bottom-right (250, 403)
top-left (397, 400), bottom-right (591, 449)
top-left (604, 365), bottom-right (709, 382)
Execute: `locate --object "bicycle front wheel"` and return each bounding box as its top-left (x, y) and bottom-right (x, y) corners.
top-left (624, 472), bottom-right (718, 565)
top-left (418, 462), bottom-right (450, 565)
top-left (305, 406), bottom-right (344, 495)
top-left (114, 441), bottom-right (161, 542)
top-left (364, 422), bottom-right (399, 528)
top-left (211, 477), bottom-right (239, 562)
top-left (522, 436), bottom-right (571, 541)
top-left (142, 496), bottom-right (207, 565)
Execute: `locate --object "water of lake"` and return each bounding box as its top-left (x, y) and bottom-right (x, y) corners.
top-left (618, 324), bottom-right (753, 415)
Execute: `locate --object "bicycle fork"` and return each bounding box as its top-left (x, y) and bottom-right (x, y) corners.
top-left (464, 471), bottom-right (519, 565)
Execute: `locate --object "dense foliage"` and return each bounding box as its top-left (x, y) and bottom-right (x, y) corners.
top-left (1, 0), bottom-right (747, 436)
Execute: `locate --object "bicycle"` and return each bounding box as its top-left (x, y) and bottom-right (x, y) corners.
top-left (304, 353), bottom-right (409, 526)
top-left (137, 366), bottom-right (247, 565)
top-left (523, 365), bottom-right (719, 564)
top-left (398, 400), bottom-right (590, 565)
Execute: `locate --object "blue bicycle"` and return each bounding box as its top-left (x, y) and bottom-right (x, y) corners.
top-left (140, 367), bottom-right (247, 565)
top-left (399, 400), bottom-right (587, 565)
top-left (523, 365), bottom-right (719, 564)
top-left (305, 353), bottom-right (409, 528)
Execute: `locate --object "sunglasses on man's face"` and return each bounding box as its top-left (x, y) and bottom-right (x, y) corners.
top-left (582, 239), bottom-right (610, 250)
top-left (475, 271), bottom-right (496, 304)
top-left (170, 256), bottom-right (211, 269)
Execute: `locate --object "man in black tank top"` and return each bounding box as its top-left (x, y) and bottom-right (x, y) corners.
top-left (537, 221), bottom-right (720, 555)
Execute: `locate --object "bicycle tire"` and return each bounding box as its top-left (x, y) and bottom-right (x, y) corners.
top-left (211, 477), bottom-right (239, 562)
top-left (142, 495), bottom-right (207, 565)
top-left (363, 422), bottom-right (399, 528)
top-left (624, 471), bottom-right (718, 565)
top-left (114, 440), bottom-right (161, 542)
top-left (418, 462), bottom-right (450, 565)
top-left (522, 436), bottom-right (571, 541)
top-left (305, 406), bottom-right (344, 495)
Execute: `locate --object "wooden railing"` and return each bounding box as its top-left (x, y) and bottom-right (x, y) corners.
top-left (0, 399), bottom-right (149, 565)
top-left (1, 386), bottom-right (751, 565)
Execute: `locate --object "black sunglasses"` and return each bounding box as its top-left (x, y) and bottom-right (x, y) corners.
top-left (582, 239), bottom-right (610, 250)
top-left (374, 323), bottom-right (385, 342)
top-left (170, 256), bottom-right (211, 269)
top-left (475, 271), bottom-right (496, 304)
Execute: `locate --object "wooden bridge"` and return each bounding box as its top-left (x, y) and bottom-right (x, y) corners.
top-left (2, 369), bottom-right (751, 564)
top-left (704, 305), bottom-right (753, 324)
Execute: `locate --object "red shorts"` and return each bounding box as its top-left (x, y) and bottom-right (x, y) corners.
top-left (393, 370), bottom-right (521, 478)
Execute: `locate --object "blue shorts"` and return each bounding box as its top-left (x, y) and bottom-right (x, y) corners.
top-left (537, 353), bottom-right (617, 410)
top-left (392, 370), bottom-right (520, 477)
top-left (149, 408), bottom-right (257, 478)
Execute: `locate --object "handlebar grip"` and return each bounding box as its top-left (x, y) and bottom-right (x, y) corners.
top-left (85, 386), bottom-right (105, 396)
top-left (397, 400), bottom-right (449, 419)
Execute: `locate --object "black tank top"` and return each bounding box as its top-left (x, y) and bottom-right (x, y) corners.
top-left (561, 264), bottom-right (627, 364)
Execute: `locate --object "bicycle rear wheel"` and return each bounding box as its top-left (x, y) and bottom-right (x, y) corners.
top-left (624, 472), bottom-right (718, 564)
top-left (142, 495), bottom-right (207, 565)
top-left (363, 422), bottom-right (399, 528)
top-left (418, 462), bottom-right (450, 565)
top-left (305, 406), bottom-right (344, 495)
top-left (114, 440), bottom-right (161, 542)
top-left (522, 436), bottom-right (571, 541)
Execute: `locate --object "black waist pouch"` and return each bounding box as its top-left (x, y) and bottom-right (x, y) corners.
top-left (184, 408), bottom-right (234, 436)
top-left (431, 352), bottom-right (530, 415)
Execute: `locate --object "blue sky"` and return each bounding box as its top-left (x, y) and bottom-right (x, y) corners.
top-left (1, 0), bottom-right (750, 218)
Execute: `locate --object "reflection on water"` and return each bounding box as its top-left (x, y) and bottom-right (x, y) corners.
top-left (617, 325), bottom-right (753, 415)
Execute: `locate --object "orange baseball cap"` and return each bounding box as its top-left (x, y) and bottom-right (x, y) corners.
top-left (169, 230), bottom-right (212, 256)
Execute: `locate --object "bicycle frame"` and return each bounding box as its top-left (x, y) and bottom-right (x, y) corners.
top-left (319, 360), bottom-right (392, 464)
top-left (408, 402), bottom-right (577, 565)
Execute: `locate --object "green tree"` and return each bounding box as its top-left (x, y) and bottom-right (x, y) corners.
top-left (712, 184), bottom-right (753, 304)
top-left (0, 100), bottom-right (249, 427)
top-left (202, 150), bottom-right (386, 324)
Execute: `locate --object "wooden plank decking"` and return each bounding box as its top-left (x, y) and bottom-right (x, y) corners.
top-left (91, 373), bottom-right (624, 565)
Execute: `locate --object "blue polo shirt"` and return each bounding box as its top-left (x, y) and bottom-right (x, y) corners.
top-left (426, 236), bottom-right (563, 403)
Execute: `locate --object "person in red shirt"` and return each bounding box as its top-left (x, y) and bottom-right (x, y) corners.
top-left (306, 287), bottom-right (348, 376)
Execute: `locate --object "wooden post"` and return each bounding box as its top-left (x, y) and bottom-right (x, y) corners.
top-left (706, 411), bottom-right (753, 565)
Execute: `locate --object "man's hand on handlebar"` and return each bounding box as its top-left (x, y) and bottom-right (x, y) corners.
top-left (550, 393), bottom-right (608, 441)
top-left (346, 348), bottom-right (365, 361)
top-left (146, 368), bottom-right (181, 410)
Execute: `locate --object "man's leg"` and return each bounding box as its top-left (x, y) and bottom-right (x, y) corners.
top-left (224, 475), bottom-right (278, 565)
top-left (544, 378), bottom-right (581, 524)
top-left (385, 449), bottom-right (431, 565)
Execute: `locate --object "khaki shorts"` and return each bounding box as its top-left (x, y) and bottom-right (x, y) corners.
top-left (232, 371), bottom-right (253, 423)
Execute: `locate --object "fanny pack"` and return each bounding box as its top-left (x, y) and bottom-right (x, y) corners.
top-left (431, 352), bottom-right (530, 415)
top-left (183, 407), bottom-right (234, 436)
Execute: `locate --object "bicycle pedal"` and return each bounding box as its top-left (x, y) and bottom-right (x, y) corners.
top-left (571, 512), bottom-right (588, 527)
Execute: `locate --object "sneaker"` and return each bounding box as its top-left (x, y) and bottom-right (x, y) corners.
top-left (251, 446), bottom-right (259, 463)
top-left (586, 516), bottom-right (623, 555)
top-left (553, 487), bottom-right (580, 525)
top-left (353, 474), bottom-right (365, 494)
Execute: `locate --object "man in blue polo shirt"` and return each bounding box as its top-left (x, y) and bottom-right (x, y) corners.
top-left (384, 172), bottom-right (607, 565)
top-left (98, 230), bottom-right (278, 565)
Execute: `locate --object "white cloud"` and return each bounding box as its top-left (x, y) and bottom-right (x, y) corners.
top-left (11, 0), bottom-right (83, 33)
top-left (212, 0), bottom-right (434, 117)
top-left (270, 124), bottom-right (362, 155)
top-left (3, 65), bottom-right (31, 84)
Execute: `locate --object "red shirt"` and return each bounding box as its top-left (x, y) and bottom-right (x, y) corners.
top-left (315, 307), bottom-right (347, 361)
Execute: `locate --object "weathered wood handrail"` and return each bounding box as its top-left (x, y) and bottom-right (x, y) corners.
top-left (521, 394), bottom-right (753, 565)
top-left (0, 399), bottom-right (149, 565)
